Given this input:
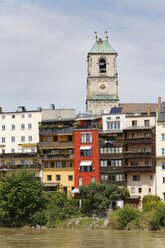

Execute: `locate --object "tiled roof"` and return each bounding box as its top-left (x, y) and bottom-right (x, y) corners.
top-left (157, 102), bottom-right (165, 122)
top-left (89, 40), bottom-right (117, 54)
top-left (119, 103), bottom-right (158, 114)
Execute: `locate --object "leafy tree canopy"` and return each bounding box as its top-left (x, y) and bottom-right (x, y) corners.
top-left (0, 169), bottom-right (46, 227)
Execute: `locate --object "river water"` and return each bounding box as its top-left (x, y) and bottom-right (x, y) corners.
top-left (0, 228), bottom-right (165, 248)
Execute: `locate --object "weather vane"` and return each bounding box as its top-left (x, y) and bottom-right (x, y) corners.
top-left (94, 31), bottom-right (98, 41)
top-left (105, 31), bottom-right (108, 40)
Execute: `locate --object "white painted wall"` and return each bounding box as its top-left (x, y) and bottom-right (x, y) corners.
top-left (101, 113), bottom-right (126, 131)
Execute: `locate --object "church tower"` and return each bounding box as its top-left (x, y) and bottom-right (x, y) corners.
top-left (86, 33), bottom-right (119, 115)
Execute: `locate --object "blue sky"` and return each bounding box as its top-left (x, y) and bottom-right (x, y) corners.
top-left (0, 0), bottom-right (165, 113)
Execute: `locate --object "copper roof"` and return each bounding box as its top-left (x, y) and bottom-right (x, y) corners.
top-left (119, 103), bottom-right (158, 114)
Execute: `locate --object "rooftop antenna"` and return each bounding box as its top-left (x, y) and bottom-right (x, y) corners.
top-left (94, 31), bottom-right (98, 41)
top-left (105, 31), bottom-right (108, 40)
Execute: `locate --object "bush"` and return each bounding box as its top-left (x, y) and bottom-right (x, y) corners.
top-left (111, 205), bottom-right (140, 229)
top-left (149, 202), bottom-right (165, 230)
top-left (81, 199), bottom-right (91, 216)
top-left (30, 210), bottom-right (47, 227)
top-left (142, 195), bottom-right (160, 212)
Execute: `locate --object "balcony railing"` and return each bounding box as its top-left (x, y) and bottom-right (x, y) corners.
top-left (0, 152), bottom-right (37, 159)
top-left (123, 137), bottom-right (152, 144)
top-left (123, 164), bottom-right (153, 172)
top-left (40, 153), bottom-right (74, 160)
top-left (123, 151), bottom-right (152, 159)
top-left (74, 124), bottom-right (101, 130)
top-left (39, 127), bottom-right (74, 135)
top-left (38, 141), bottom-right (74, 149)
top-left (0, 164), bottom-right (40, 171)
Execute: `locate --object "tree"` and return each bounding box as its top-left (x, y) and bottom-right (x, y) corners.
top-left (79, 182), bottom-right (119, 211)
top-left (0, 169), bottom-right (46, 227)
top-left (119, 187), bottom-right (130, 202)
top-left (142, 195), bottom-right (160, 212)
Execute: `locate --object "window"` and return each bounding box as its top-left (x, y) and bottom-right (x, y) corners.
top-left (99, 58), bottom-right (106, 73)
top-left (145, 133), bottom-right (150, 137)
top-left (138, 188), bottom-right (142, 193)
top-left (2, 137), bottom-right (5, 143)
top-left (56, 161), bottom-right (60, 168)
top-left (68, 161), bottom-right (72, 167)
top-left (21, 136), bottom-right (25, 142)
top-left (162, 134), bottom-right (165, 141)
top-left (28, 124), bottom-right (32, 130)
top-left (46, 136), bottom-right (51, 142)
top-left (115, 160), bottom-right (122, 167)
top-left (62, 161), bottom-right (66, 168)
top-left (2, 115), bottom-right (5, 119)
top-left (107, 122), bottom-right (120, 130)
top-left (100, 160), bottom-right (107, 167)
top-left (68, 175), bottom-right (73, 181)
top-left (21, 148), bottom-right (25, 153)
top-left (11, 136), bottom-right (15, 142)
top-left (44, 161), bottom-right (49, 168)
top-left (162, 162), bottom-right (165, 170)
top-left (21, 114), bottom-right (25, 118)
top-left (28, 136), bottom-right (32, 142)
top-left (1, 160), bottom-right (5, 165)
top-left (81, 133), bottom-right (92, 143)
top-left (132, 120), bottom-right (137, 126)
top-left (91, 177), bottom-right (95, 182)
top-left (163, 177), bottom-right (165, 184)
top-left (50, 161), bottom-right (55, 168)
top-left (11, 160), bottom-right (15, 165)
top-left (132, 133), bottom-right (137, 138)
top-left (109, 175), bottom-right (116, 181)
top-left (144, 120), bottom-right (150, 126)
top-left (68, 135), bottom-right (72, 141)
top-left (11, 124), bottom-right (15, 130)
top-left (79, 177), bottom-right (82, 186)
top-left (116, 174), bottom-right (123, 181)
top-left (150, 175), bottom-right (153, 180)
top-left (145, 161), bottom-right (149, 166)
top-left (163, 193), bottom-right (165, 201)
top-left (2, 125), bottom-right (5, 130)
top-left (80, 166), bottom-right (93, 172)
top-left (53, 136), bottom-right (58, 142)
top-left (131, 187), bottom-right (135, 194)
top-left (63, 187), bottom-right (67, 194)
top-left (107, 117), bottom-right (111, 120)
top-left (47, 175), bottom-right (52, 181)
top-left (56, 175), bottom-right (61, 181)
top-left (12, 115), bottom-right (15, 119)
top-left (149, 188), bottom-right (151, 193)
top-left (162, 148), bottom-right (165, 155)
top-left (116, 116), bottom-right (120, 119)
top-left (2, 149), bottom-right (5, 154)
top-left (21, 160), bottom-right (25, 165)
top-left (28, 114), bottom-right (32, 118)
top-left (133, 175), bottom-right (140, 181)
top-left (101, 174), bottom-right (108, 180)
top-left (141, 147), bottom-right (146, 152)
top-left (131, 161), bottom-right (138, 166)
top-left (11, 149), bottom-right (15, 153)
top-left (21, 124), bottom-right (25, 130)
top-left (100, 148), bottom-right (104, 154)
top-left (68, 149), bottom-right (72, 154)
top-left (131, 148), bottom-right (136, 152)
top-left (80, 149), bottom-right (92, 157)
top-left (31, 148), bottom-right (35, 153)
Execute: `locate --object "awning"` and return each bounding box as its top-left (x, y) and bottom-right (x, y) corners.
top-left (43, 183), bottom-right (59, 187)
top-left (80, 161), bottom-right (92, 166)
top-left (71, 188), bottom-right (79, 193)
top-left (80, 146), bottom-right (92, 150)
top-left (128, 195), bottom-right (141, 199)
top-left (18, 143), bottom-right (37, 147)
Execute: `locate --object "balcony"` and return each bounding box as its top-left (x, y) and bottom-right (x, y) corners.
top-left (0, 153), bottom-right (37, 159)
top-left (123, 151), bottom-right (152, 159)
top-left (40, 153), bottom-right (74, 160)
top-left (99, 153), bottom-right (123, 159)
top-left (39, 127), bottom-right (74, 135)
top-left (100, 166), bottom-right (123, 172)
top-left (123, 164), bottom-right (153, 172)
top-left (0, 164), bottom-right (40, 171)
top-left (123, 137), bottom-right (152, 145)
top-left (38, 141), bottom-right (74, 149)
top-left (74, 123), bottom-right (101, 130)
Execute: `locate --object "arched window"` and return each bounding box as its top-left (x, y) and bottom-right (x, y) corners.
top-left (99, 58), bottom-right (106, 73)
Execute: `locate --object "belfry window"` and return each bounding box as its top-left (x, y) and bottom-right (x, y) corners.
top-left (99, 58), bottom-right (106, 73)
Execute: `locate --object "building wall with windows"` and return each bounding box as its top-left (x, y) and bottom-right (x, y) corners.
top-left (74, 129), bottom-right (99, 188)
top-left (102, 113), bottom-right (126, 132)
top-left (126, 115), bottom-right (156, 128)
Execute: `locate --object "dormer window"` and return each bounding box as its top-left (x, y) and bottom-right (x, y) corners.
top-left (99, 58), bottom-right (106, 73)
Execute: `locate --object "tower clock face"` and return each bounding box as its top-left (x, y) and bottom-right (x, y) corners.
top-left (98, 81), bottom-right (109, 91)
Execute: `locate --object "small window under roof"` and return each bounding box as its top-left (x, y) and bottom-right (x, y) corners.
top-left (110, 107), bottom-right (122, 114)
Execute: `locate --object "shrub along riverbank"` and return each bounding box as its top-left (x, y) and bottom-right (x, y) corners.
top-left (0, 169), bottom-right (165, 230)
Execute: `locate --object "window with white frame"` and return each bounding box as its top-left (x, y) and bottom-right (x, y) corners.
top-left (116, 174), bottom-right (123, 181)
top-left (131, 187), bottom-right (135, 193)
top-left (28, 136), bottom-right (32, 142)
top-left (162, 134), bottom-right (165, 141)
top-left (162, 148), bottom-right (165, 155)
top-left (21, 124), bottom-right (25, 130)
top-left (91, 177), bottom-right (95, 182)
top-left (31, 148), bottom-right (35, 153)
top-left (79, 177), bottom-right (82, 186)
top-left (107, 122), bottom-right (120, 130)
top-left (21, 114), bottom-right (25, 118)
top-left (11, 136), bottom-right (15, 142)
top-left (101, 174), bottom-right (108, 180)
top-left (163, 177), bottom-right (165, 184)
top-left (2, 115), bottom-right (5, 119)
top-left (162, 162), bottom-right (165, 170)
top-left (2, 125), bottom-right (5, 130)
top-left (81, 133), bottom-right (92, 143)
top-left (28, 124), bottom-right (32, 130)
top-left (21, 136), bottom-right (25, 142)
top-left (2, 137), bottom-right (5, 143)
top-left (28, 114), bottom-right (32, 118)
top-left (11, 124), bottom-right (15, 130)
top-left (11, 149), bottom-right (15, 153)
top-left (100, 160), bottom-right (107, 167)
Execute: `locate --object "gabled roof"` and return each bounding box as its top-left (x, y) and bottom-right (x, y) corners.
top-left (157, 102), bottom-right (165, 122)
top-left (119, 103), bottom-right (158, 115)
top-left (89, 39), bottom-right (117, 54)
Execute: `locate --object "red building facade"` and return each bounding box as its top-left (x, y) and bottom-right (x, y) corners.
top-left (74, 119), bottom-right (100, 188)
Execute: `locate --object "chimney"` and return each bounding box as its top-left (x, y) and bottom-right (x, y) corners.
top-left (0, 107), bottom-right (2, 113)
top-left (147, 107), bottom-right (151, 116)
top-left (158, 97), bottom-right (161, 110)
top-left (50, 104), bottom-right (55, 110)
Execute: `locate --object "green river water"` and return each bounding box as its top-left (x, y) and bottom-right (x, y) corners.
top-left (0, 228), bottom-right (165, 248)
